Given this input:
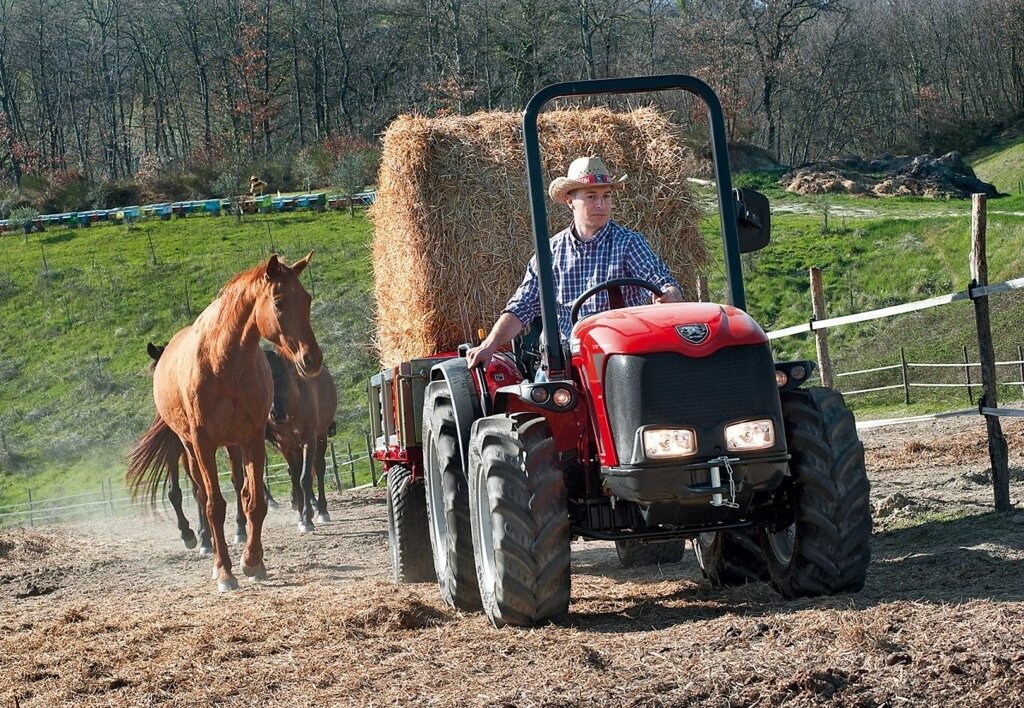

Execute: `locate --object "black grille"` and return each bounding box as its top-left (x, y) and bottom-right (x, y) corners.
top-left (603, 345), bottom-right (784, 463)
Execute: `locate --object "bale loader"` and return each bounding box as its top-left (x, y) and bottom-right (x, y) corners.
top-left (369, 74), bottom-right (871, 628)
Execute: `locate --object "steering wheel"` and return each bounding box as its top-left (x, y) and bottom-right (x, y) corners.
top-left (569, 278), bottom-right (664, 324)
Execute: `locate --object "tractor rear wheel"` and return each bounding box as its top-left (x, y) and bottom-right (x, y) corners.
top-left (469, 413), bottom-right (570, 628)
top-left (693, 528), bottom-right (767, 587)
top-left (386, 464), bottom-right (436, 583)
top-left (615, 539), bottom-right (686, 568)
top-left (423, 382), bottom-right (481, 610)
top-left (762, 387), bottom-right (871, 598)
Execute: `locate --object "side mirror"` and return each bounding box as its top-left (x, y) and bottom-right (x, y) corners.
top-left (734, 187), bottom-right (771, 253)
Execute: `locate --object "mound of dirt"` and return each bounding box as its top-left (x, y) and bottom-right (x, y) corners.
top-left (782, 152), bottom-right (1002, 198)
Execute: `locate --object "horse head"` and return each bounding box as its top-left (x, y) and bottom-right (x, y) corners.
top-left (256, 252), bottom-right (323, 378)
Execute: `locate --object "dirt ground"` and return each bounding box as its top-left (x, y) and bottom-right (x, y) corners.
top-left (2, 417), bottom-right (1023, 707)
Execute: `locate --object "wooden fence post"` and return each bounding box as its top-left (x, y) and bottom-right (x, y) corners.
top-left (1018, 344), bottom-right (1024, 398)
top-left (695, 276), bottom-right (707, 303)
top-left (963, 345), bottom-right (974, 405)
top-left (346, 442), bottom-right (356, 487)
top-left (365, 433), bottom-right (377, 485)
top-left (27, 489), bottom-right (34, 527)
top-left (900, 347), bottom-right (911, 404)
top-left (107, 478), bottom-right (115, 516)
top-left (970, 193), bottom-right (1010, 512)
top-left (809, 267), bottom-right (834, 389)
top-left (330, 441), bottom-right (342, 491)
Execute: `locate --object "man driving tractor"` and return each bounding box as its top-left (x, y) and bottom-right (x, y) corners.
top-left (466, 155), bottom-right (684, 370)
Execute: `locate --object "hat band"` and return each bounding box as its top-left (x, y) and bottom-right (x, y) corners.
top-left (575, 174), bottom-right (613, 185)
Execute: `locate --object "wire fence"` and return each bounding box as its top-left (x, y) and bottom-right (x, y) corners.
top-left (0, 439), bottom-right (378, 529)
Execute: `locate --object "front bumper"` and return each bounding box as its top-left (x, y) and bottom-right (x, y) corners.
top-left (601, 452), bottom-right (790, 526)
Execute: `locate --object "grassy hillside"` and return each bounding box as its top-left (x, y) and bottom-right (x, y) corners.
top-left (3, 143), bottom-right (1024, 509)
top-left (0, 211), bottom-right (378, 505)
top-left (971, 133), bottom-right (1024, 196)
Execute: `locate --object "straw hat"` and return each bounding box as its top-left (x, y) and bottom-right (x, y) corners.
top-left (548, 156), bottom-right (628, 203)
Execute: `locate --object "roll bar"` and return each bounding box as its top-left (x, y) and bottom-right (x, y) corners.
top-left (522, 75), bottom-right (744, 377)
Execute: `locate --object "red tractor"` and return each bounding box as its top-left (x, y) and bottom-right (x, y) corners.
top-left (370, 75), bottom-right (871, 628)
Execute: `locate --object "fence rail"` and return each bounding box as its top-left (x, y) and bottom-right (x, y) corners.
top-left (767, 194), bottom-right (1014, 510)
top-left (0, 440), bottom-right (376, 529)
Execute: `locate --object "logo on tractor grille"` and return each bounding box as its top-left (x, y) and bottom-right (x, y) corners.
top-left (676, 324), bottom-right (709, 344)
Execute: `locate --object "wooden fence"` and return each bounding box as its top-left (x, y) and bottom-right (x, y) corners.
top-left (767, 194), bottom-right (1016, 511)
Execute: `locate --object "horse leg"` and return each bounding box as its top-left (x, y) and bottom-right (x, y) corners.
top-left (287, 447), bottom-right (302, 512)
top-left (228, 445), bottom-right (248, 545)
top-left (314, 435), bottom-right (330, 524)
top-left (183, 448), bottom-right (212, 555)
top-left (168, 453), bottom-right (198, 549)
top-left (298, 440), bottom-right (316, 533)
top-left (239, 438), bottom-right (269, 580)
top-left (264, 468), bottom-right (279, 509)
top-left (190, 439), bottom-right (237, 591)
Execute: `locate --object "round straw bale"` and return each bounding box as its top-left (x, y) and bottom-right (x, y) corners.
top-left (369, 107), bottom-right (708, 367)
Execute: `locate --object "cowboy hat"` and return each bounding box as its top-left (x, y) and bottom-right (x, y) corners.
top-left (548, 156), bottom-right (628, 203)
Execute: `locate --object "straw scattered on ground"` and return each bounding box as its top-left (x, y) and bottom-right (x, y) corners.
top-left (2, 417), bottom-right (1023, 706)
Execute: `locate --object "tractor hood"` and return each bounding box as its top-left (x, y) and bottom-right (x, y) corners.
top-left (570, 302), bottom-right (767, 359)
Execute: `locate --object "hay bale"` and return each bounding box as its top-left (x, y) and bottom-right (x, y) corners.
top-left (369, 107), bottom-right (708, 367)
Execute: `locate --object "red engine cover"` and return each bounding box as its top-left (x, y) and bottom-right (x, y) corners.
top-left (570, 302), bottom-right (768, 466)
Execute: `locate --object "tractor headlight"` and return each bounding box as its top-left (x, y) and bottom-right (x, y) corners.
top-left (642, 428), bottom-right (697, 459)
top-left (725, 420), bottom-right (775, 451)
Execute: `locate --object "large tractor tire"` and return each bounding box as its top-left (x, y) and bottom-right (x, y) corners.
top-left (615, 539), bottom-right (686, 568)
top-left (693, 528), bottom-right (768, 587)
top-left (386, 464), bottom-right (436, 583)
top-left (422, 381), bottom-right (481, 611)
top-left (762, 387), bottom-right (872, 598)
top-left (468, 413), bottom-right (570, 628)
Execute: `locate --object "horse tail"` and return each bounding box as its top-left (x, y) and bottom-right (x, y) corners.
top-left (126, 414), bottom-right (184, 504)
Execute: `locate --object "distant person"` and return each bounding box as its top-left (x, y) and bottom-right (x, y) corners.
top-left (466, 156), bottom-right (683, 370)
top-left (249, 175), bottom-right (267, 196)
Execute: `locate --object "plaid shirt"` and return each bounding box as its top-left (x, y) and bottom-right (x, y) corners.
top-left (504, 220), bottom-right (682, 340)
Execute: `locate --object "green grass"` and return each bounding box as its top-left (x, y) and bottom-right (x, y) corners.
top-left (0, 210), bottom-right (378, 505)
top-left (971, 134), bottom-right (1024, 196)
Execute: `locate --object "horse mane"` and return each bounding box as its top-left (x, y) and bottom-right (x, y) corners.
top-left (215, 260), bottom-right (273, 325)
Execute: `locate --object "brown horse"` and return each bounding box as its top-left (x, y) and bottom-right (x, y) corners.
top-left (265, 347), bottom-right (338, 532)
top-left (128, 253), bottom-right (322, 591)
top-left (139, 343), bottom-right (336, 548)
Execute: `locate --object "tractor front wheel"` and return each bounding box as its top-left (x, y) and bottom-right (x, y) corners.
top-left (762, 387), bottom-right (872, 598)
top-left (386, 464), bottom-right (436, 583)
top-left (469, 413), bottom-right (570, 628)
top-left (693, 528), bottom-right (767, 587)
top-left (423, 382), bottom-right (481, 610)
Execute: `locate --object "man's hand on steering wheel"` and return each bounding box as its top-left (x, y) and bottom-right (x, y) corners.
top-left (569, 277), bottom-right (672, 324)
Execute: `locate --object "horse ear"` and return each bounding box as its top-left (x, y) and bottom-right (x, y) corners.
top-left (265, 254), bottom-right (283, 280)
top-left (291, 250), bottom-right (314, 276)
top-left (147, 342), bottom-right (160, 361)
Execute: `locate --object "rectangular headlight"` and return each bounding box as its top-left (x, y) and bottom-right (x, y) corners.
top-left (725, 419), bottom-right (775, 451)
top-left (642, 428), bottom-right (697, 459)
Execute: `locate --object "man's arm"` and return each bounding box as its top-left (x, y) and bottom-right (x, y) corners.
top-left (466, 312), bottom-right (525, 369)
top-left (623, 231), bottom-right (684, 303)
top-left (466, 256), bottom-right (540, 369)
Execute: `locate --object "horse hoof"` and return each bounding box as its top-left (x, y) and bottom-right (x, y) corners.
top-left (316, 512), bottom-right (331, 524)
top-left (243, 563), bottom-right (268, 581)
top-left (298, 522), bottom-right (314, 534)
top-left (234, 534), bottom-right (247, 545)
top-left (199, 545), bottom-right (213, 557)
top-left (218, 576), bottom-right (239, 592)
top-left (183, 532), bottom-right (198, 550)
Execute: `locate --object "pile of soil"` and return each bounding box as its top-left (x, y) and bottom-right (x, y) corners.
top-left (782, 152), bottom-right (1002, 198)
